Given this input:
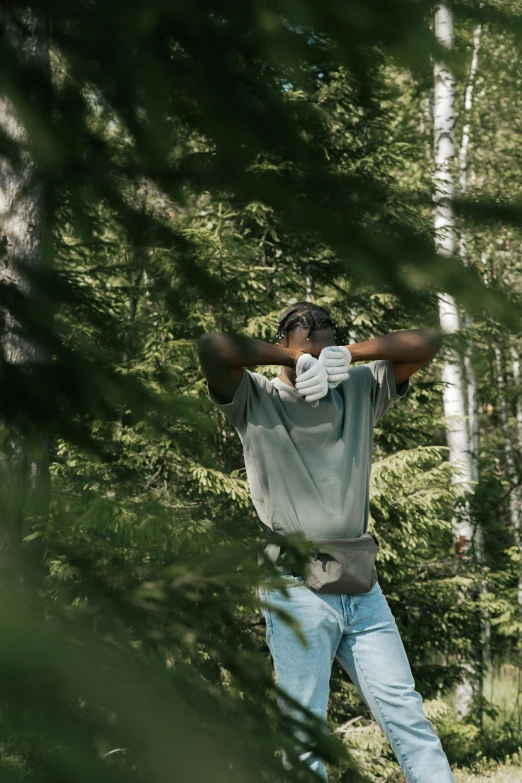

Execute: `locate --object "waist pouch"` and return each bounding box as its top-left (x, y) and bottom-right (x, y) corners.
top-left (303, 533), bottom-right (378, 594)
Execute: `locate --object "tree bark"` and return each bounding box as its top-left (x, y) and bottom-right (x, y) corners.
top-left (510, 342), bottom-right (522, 450)
top-left (495, 344), bottom-right (522, 608)
top-left (458, 26), bottom-right (490, 694)
top-left (262, 229), bottom-right (277, 301)
top-left (434, 2), bottom-right (477, 720)
top-left (509, 340), bottom-right (522, 609)
top-left (0, 8), bottom-right (50, 578)
top-left (459, 25), bottom-right (482, 486)
top-left (434, 3), bottom-right (474, 548)
top-left (305, 274), bottom-right (313, 303)
top-left (458, 25), bottom-right (482, 262)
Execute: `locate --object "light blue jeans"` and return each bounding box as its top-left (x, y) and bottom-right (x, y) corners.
top-left (259, 576), bottom-right (454, 783)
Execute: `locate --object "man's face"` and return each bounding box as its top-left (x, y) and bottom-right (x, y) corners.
top-left (280, 326), bottom-right (336, 360)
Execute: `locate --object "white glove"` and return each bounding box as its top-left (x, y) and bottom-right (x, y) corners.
top-left (295, 353), bottom-right (329, 406)
top-left (319, 345), bottom-right (351, 388)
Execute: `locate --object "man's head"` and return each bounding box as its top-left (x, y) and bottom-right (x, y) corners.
top-left (275, 302), bottom-right (339, 360)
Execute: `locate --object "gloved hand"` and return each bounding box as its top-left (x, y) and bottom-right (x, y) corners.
top-left (295, 353), bottom-right (329, 407)
top-left (318, 345), bottom-right (351, 388)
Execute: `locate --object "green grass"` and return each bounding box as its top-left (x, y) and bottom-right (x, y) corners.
top-left (482, 663), bottom-right (522, 737)
top-left (442, 663), bottom-right (522, 733)
top-left (439, 663), bottom-right (522, 758)
top-left (331, 666), bottom-right (522, 781)
top-left (453, 757), bottom-right (522, 782)
top-left (446, 665), bottom-right (522, 781)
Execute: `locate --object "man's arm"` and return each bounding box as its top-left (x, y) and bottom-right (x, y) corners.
top-left (346, 329), bottom-right (442, 386)
top-left (197, 332), bottom-right (303, 405)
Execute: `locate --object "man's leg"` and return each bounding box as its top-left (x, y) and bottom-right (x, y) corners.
top-left (335, 582), bottom-right (454, 783)
top-left (259, 576), bottom-right (343, 781)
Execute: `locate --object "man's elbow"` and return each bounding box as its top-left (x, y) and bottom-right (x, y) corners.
top-left (198, 332), bottom-right (233, 365)
top-left (198, 331), bottom-right (221, 354)
top-left (425, 328), bottom-right (443, 357)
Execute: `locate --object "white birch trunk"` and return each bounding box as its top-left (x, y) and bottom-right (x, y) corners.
top-left (0, 9), bottom-right (49, 573)
top-left (458, 25), bottom-right (482, 263)
top-left (434, 3), bottom-right (477, 720)
top-left (462, 319), bottom-right (480, 485)
top-left (510, 343), bottom-right (522, 449)
top-left (510, 341), bottom-right (522, 608)
top-left (496, 345), bottom-right (522, 608)
top-left (458, 27), bottom-right (491, 684)
top-left (434, 3), bottom-right (474, 545)
top-left (494, 345), bottom-right (519, 535)
top-left (305, 274), bottom-right (313, 303)
top-left (459, 25), bottom-right (481, 487)
top-left (347, 304), bottom-right (358, 345)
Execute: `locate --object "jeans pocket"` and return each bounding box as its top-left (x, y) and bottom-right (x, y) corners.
top-left (261, 574), bottom-right (304, 591)
top-left (279, 574), bottom-right (304, 587)
top-left (353, 579), bottom-right (383, 614)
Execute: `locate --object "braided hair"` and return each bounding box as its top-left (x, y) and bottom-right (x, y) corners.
top-left (275, 302), bottom-right (340, 344)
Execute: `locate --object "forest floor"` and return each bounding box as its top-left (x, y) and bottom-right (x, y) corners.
top-left (453, 764), bottom-right (522, 781)
top-left (447, 664), bottom-right (522, 782)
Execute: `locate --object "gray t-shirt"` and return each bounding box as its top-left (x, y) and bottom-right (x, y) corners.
top-left (207, 360), bottom-right (409, 565)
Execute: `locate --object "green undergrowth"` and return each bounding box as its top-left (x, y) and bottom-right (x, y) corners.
top-left (327, 666), bottom-right (522, 782)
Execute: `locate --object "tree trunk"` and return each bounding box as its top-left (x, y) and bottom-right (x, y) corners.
top-left (434, 3), bottom-right (474, 548)
top-left (462, 325), bottom-right (480, 484)
top-left (0, 9), bottom-right (50, 578)
top-left (262, 229), bottom-right (277, 301)
top-left (458, 25), bottom-right (481, 262)
top-left (510, 342), bottom-right (522, 450)
top-left (305, 274), bottom-right (313, 303)
top-left (434, 2), bottom-right (476, 720)
top-left (458, 25), bottom-right (490, 692)
top-left (459, 23), bottom-right (482, 493)
top-left (495, 344), bottom-right (522, 607)
top-left (509, 340), bottom-right (522, 608)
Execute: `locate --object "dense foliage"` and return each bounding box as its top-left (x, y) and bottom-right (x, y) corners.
top-left (1, 1), bottom-right (522, 781)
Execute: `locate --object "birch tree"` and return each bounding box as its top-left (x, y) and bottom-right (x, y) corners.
top-left (0, 9), bottom-right (50, 574)
top-left (510, 342), bottom-right (522, 451)
top-left (305, 274), bottom-right (313, 302)
top-left (496, 343), bottom-right (522, 608)
top-left (510, 340), bottom-right (522, 609)
top-left (434, 4), bottom-right (474, 548)
top-left (460, 25), bottom-right (482, 487)
top-left (434, 2), bottom-right (476, 719)
top-left (457, 25), bottom-right (492, 679)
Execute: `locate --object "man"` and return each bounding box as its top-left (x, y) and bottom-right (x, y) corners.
top-left (197, 302), bottom-right (454, 783)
